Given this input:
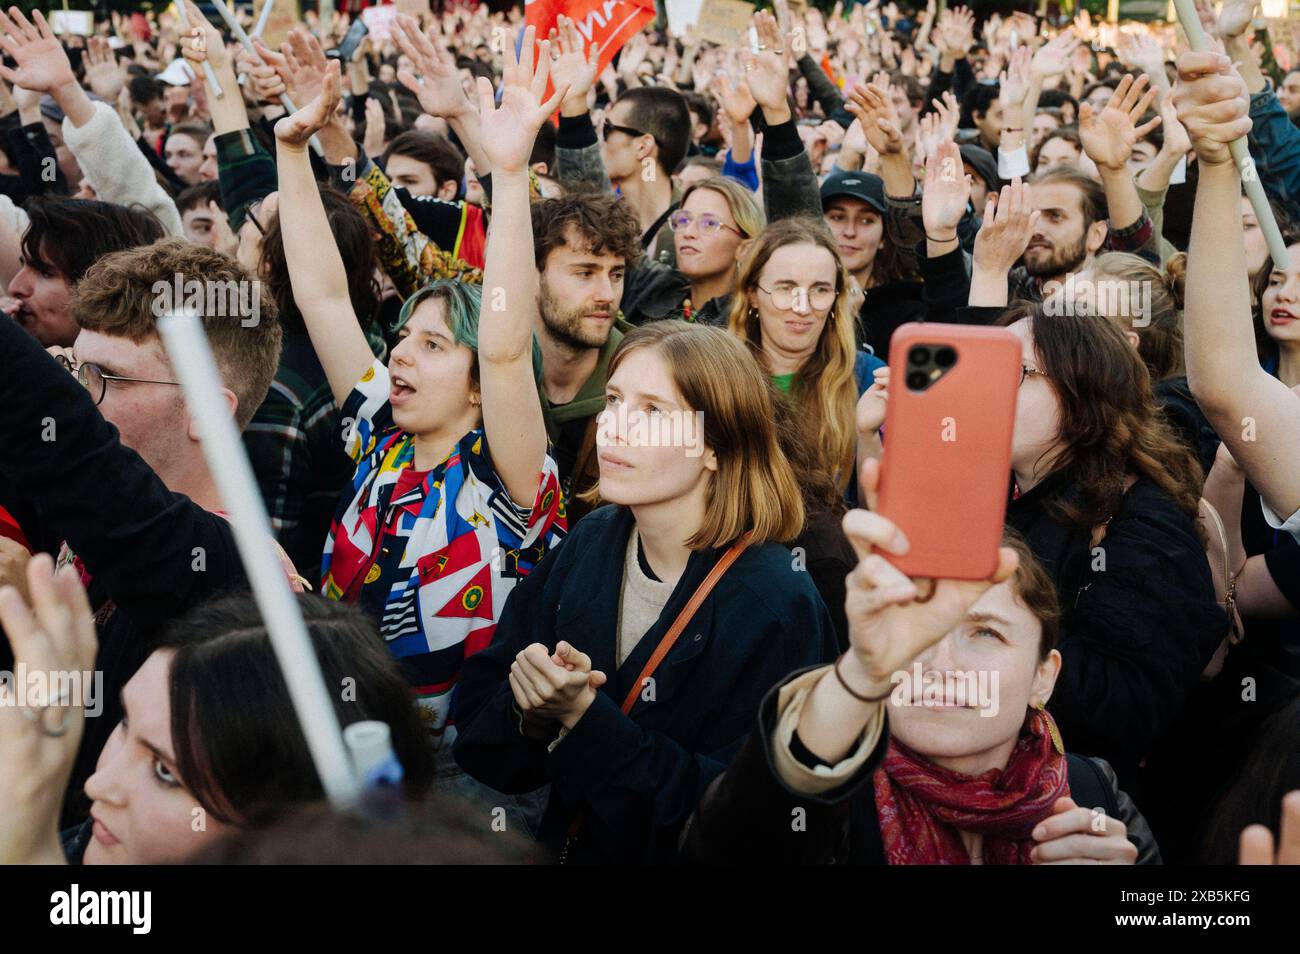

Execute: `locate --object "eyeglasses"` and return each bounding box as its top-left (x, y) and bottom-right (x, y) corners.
top-left (1020, 364), bottom-right (1049, 386)
top-left (602, 118), bottom-right (660, 151)
top-left (669, 210), bottom-right (744, 237)
top-left (756, 283), bottom-right (838, 312)
top-left (56, 354), bottom-right (181, 407)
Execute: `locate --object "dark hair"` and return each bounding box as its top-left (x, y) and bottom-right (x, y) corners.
top-left (961, 82), bottom-right (1000, 127)
top-left (529, 119), bottom-right (556, 173)
top-left (166, 121), bottom-right (212, 149)
top-left (1037, 88), bottom-right (1078, 116)
top-left (153, 592), bottom-right (436, 827)
top-left (194, 796), bottom-right (536, 864)
top-left (889, 72), bottom-right (925, 109)
top-left (22, 196), bottom-right (166, 285)
top-left (1137, 110), bottom-right (1163, 152)
top-left (128, 75), bottom-right (165, 105)
top-left (1201, 698), bottom-right (1300, 863)
top-left (381, 130), bottom-right (466, 193)
top-left (998, 302), bottom-right (1204, 529)
top-left (175, 180), bottom-right (222, 216)
top-left (1001, 528), bottom-right (1061, 660)
top-left (1029, 165), bottom-right (1108, 231)
top-left (618, 86), bottom-right (693, 174)
top-left (260, 186), bottom-right (380, 337)
top-left (531, 193), bottom-right (642, 272)
top-left (680, 90), bottom-right (716, 132)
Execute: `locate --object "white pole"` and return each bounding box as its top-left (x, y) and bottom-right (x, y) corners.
top-left (253, 0), bottom-right (276, 38)
top-left (158, 310), bottom-right (362, 810)
top-left (210, 0), bottom-right (324, 156)
top-left (174, 1), bottom-right (225, 100)
top-left (1171, 0), bottom-right (1290, 267)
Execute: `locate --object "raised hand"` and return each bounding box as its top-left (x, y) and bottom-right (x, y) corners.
top-left (856, 365), bottom-right (890, 436)
top-left (0, 555), bottom-right (98, 865)
top-left (846, 80), bottom-right (904, 156)
top-left (840, 458), bottom-right (1019, 698)
top-left (84, 35), bottom-right (128, 101)
top-left (973, 178), bottom-right (1040, 276)
top-left (282, 28), bottom-right (332, 108)
top-left (712, 71), bottom-right (757, 126)
top-left (549, 14), bottom-right (600, 113)
top-left (273, 56), bottom-right (341, 149)
top-left (1217, 0), bottom-right (1259, 40)
top-left (475, 26), bottom-right (566, 175)
top-left (1117, 31), bottom-right (1167, 84)
top-left (1172, 51), bottom-right (1252, 167)
top-left (0, 8), bottom-right (76, 96)
top-left (1032, 28), bottom-right (1080, 80)
top-left (363, 95), bottom-right (386, 158)
top-left (998, 44), bottom-right (1033, 115)
top-left (1079, 73), bottom-right (1161, 171)
top-left (921, 139), bottom-right (971, 238)
top-left (393, 13), bottom-right (473, 120)
top-left (742, 11), bottom-right (792, 122)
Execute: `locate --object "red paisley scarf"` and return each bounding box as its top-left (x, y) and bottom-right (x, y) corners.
top-left (873, 707), bottom-right (1069, 865)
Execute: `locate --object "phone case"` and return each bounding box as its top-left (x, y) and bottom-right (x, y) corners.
top-left (876, 323), bottom-right (1022, 580)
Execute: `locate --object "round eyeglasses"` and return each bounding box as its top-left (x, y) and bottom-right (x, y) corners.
top-left (55, 354), bottom-right (181, 407)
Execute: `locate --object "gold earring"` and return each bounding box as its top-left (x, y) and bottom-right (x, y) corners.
top-left (1035, 701), bottom-right (1065, 755)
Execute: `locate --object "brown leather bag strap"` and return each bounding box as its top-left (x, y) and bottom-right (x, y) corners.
top-left (617, 530), bottom-right (755, 715)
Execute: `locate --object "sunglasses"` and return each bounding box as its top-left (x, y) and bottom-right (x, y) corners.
top-left (602, 118), bottom-right (661, 152)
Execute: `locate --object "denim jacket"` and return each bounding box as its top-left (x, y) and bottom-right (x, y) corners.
top-left (1249, 81), bottom-right (1300, 219)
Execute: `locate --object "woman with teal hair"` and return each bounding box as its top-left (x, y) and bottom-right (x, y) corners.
top-left (273, 51), bottom-right (566, 755)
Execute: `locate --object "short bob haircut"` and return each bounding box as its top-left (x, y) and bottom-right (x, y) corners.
top-left (591, 320), bottom-right (804, 548)
top-left (395, 279), bottom-right (484, 375)
top-left (154, 592), bottom-right (436, 827)
top-left (679, 175), bottom-right (765, 240)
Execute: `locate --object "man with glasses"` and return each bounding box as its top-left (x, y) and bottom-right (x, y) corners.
top-left (0, 238), bottom-right (282, 830)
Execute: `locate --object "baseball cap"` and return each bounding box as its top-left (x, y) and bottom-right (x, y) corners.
top-left (820, 169), bottom-right (887, 213)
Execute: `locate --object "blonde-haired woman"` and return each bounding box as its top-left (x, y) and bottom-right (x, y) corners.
top-left (727, 217), bottom-right (876, 492)
top-left (454, 321), bottom-right (839, 863)
top-left (668, 176), bottom-right (764, 326)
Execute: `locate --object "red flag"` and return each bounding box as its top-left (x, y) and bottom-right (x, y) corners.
top-left (526, 0), bottom-right (656, 85)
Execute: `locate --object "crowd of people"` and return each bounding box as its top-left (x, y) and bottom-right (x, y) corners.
top-left (0, 0), bottom-right (1299, 867)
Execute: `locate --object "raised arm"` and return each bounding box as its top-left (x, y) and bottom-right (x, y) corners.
top-left (274, 62), bottom-right (374, 407)
top-left (474, 27), bottom-right (562, 507)
top-left (1078, 73), bottom-right (1160, 236)
top-left (1178, 51), bottom-right (1300, 520)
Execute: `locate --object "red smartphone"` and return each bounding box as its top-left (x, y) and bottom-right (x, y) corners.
top-left (876, 323), bottom-right (1021, 580)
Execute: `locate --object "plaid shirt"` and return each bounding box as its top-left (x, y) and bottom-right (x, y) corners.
top-left (322, 359), bottom-right (566, 745)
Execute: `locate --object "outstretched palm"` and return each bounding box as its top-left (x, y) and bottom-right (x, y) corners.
top-left (0, 9), bottom-right (75, 94)
top-left (477, 28), bottom-right (566, 174)
top-left (549, 15), bottom-right (599, 103)
top-left (393, 14), bottom-right (472, 118)
top-left (1079, 73), bottom-right (1160, 170)
top-left (274, 58), bottom-right (341, 148)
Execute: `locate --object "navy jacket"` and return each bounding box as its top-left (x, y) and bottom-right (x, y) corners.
top-left (453, 504), bottom-right (839, 864)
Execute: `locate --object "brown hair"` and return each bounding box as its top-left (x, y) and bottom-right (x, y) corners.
top-left (592, 321), bottom-right (804, 548)
top-left (727, 217), bottom-right (858, 488)
top-left (999, 302), bottom-right (1203, 529)
top-left (680, 176), bottom-right (764, 239)
top-left (72, 239), bottom-right (282, 430)
top-left (1087, 251), bottom-right (1186, 382)
top-left (381, 129), bottom-right (466, 192)
top-left (1032, 125), bottom-right (1082, 171)
top-left (531, 193), bottom-right (642, 272)
top-left (1001, 528), bottom-right (1061, 661)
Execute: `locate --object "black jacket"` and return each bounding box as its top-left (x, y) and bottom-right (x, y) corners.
top-left (452, 504), bottom-right (839, 863)
top-left (1006, 473), bottom-right (1226, 790)
top-left (0, 316), bottom-right (247, 829)
top-left (681, 669), bottom-right (1162, 864)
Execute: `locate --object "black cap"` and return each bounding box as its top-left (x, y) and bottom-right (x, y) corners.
top-left (820, 169), bottom-right (887, 213)
top-left (959, 144), bottom-right (999, 193)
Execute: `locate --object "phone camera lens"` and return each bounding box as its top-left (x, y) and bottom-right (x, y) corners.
top-left (935, 347), bottom-right (957, 368)
top-left (909, 346), bottom-right (931, 365)
top-left (906, 371), bottom-right (928, 390)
